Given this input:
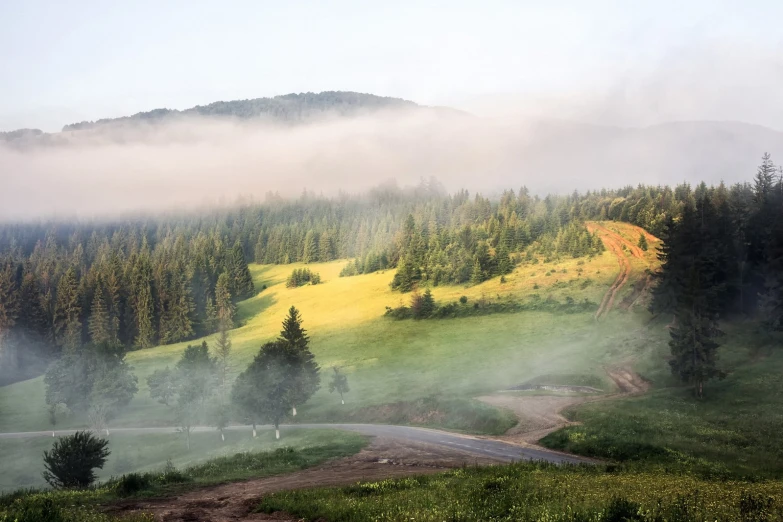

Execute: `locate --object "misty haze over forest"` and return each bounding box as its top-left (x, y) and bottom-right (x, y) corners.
top-left (1, 91), bottom-right (782, 220)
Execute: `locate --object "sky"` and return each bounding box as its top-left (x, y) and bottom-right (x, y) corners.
top-left (2, 0), bottom-right (783, 132)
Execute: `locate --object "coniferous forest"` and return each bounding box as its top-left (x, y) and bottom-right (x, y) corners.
top-left (0, 156), bottom-right (782, 388)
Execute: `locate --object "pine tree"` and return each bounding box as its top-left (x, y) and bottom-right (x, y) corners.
top-left (302, 231), bottom-right (318, 264)
top-left (668, 268), bottom-right (725, 398)
top-left (638, 233), bottom-right (648, 252)
top-left (420, 288), bottom-right (435, 317)
top-left (88, 286), bottom-right (111, 345)
top-left (278, 306), bottom-right (320, 416)
top-left (229, 241), bottom-right (254, 299)
top-left (131, 254), bottom-right (155, 349)
top-left (495, 247), bottom-right (513, 275)
top-left (470, 257), bottom-right (484, 286)
top-left (215, 273), bottom-right (235, 330)
top-left (318, 232), bottom-right (333, 262)
top-left (17, 270), bottom-right (50, 347)
top-left (754, 152), bottom-right (777, 204)
top-left (54, 268), bottom-right (82, 352)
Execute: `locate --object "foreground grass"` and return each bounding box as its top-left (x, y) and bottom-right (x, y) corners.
top-left (257, 462), bottom-right (783, 522)
top-left (0, 430), bottom-right (367, 521)
top-left (0, 428), bottom-right (364, 493)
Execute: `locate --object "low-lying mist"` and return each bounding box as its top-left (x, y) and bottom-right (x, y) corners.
top-left (2, 105), bottom-right (782, 221)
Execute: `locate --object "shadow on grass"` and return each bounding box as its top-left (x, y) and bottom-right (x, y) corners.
top-left (252, 264), bottom-right (287, 289)
top-left (237, 292), bottom-right (277, 324)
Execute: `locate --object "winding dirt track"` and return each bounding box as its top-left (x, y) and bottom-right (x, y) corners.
top-left (586, 222), bottom-right (637, 319)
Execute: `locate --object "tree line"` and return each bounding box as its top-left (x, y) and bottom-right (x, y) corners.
top-left (652, 154), bottom-right (783, 397)
top-left (0, 225), bottom-right (253, 385)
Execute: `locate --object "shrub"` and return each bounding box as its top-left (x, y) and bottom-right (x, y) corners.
top-left (286, 268), bottom-right (321, 287)
top-left (114, 473), bottom-right (152, 496)
top-left (459, 295), bottom-right (468, 304)
top-left (42, 431), bottom-right (110, 489)
top-left (500, 275), bottom-right (506, 283)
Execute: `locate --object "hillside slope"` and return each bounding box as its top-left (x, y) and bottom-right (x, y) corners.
top-left (0, 222), bottom-right (658, 435)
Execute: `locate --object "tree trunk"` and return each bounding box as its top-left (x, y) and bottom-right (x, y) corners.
top-left (292, 405), bottom-right (297, 416)
top-left (252, 422), bottom-right (257, 438)
top-left (186, 428), bottom-right (191, 450)
top-left (221, 430), bottom-right (225, 442)
top-left (341, 398), bottom-right (344, 405)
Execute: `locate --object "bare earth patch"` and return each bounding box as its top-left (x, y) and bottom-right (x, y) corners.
top-left (108, 437), bottom-right (503, 522)
top-left (476, 394), bottom-right (589, 444)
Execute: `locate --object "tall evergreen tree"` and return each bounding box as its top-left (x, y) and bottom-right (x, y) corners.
top-left (54, 267), bottom-right (82, 352)
top-left (278, 306), bottom-right (320, 416)
top-left (228, 241), bottom-right (255, 299)
top-left (668, 268), bottom-right (725, 398)
top-left (215, 272), bottom-right (235, 330)
top-left (302, 230), bottom-right (318, 264)
top-left (88, 286), bottom-right (111, 345)
top-left (130, 254), bottom-right (155, 349)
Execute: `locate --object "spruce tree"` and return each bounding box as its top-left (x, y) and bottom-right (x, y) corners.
top-left (470, 257), bottom-right (484, 286)
top-left (420, 288), bottom-right (435, 317)
top-left (215, 273), bottom-right (235, 330)
top-left (302, 231), bottom-right (318, 264)
top-left (54, 268), bottom-right (82, 352)
top-left (229, 241), bottom-right (254, 299)
top-left (131, 254), bottom-right (155, 349)
top-left (88, 286), bottom-right (111, 345)
top-left (668, 268), bottom-right (725, 398)
top-left (638, 233), bottom-right (648, 252)
top-left (278, 306), bottom-right (320, 416)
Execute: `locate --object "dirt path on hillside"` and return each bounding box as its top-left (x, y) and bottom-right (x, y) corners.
top-left (587, 224), bottom-right (632, 319)
top-left (587, 222), bottom-right (645, 259)
top-left (108, 438), bottom-right (503, 522)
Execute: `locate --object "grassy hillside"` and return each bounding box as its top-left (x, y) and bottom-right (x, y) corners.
top-left (0, 221), bottom-right (660, 435)
top-left (5, 220), bottom-right (781, 480)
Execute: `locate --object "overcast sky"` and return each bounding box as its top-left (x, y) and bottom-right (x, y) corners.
top-left (2, 0), bottom-right (782, 132)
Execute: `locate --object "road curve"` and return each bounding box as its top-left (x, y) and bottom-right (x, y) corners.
top-left (0, 423), bottom-right (593, 465)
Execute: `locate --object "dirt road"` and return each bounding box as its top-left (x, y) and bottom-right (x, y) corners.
top-left (108, 437), bottom-right (503, 522)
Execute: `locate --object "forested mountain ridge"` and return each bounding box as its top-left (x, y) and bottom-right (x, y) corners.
top-left (60, 91), bottom-right (421, 132)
